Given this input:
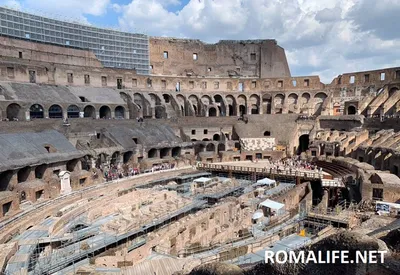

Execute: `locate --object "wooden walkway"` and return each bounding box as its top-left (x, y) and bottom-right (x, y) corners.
top-left (196, 163), bottom-right (326, 181)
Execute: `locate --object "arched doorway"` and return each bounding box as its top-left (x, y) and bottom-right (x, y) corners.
top-left (6, 103), bottom-right (22, 120)
top-left (148, 148), bottom-right (157, 158)
top-left (213, 134), bottom-right (220, 141)
top-left (67, 105), bottom-right (80, 118)
top-left (347, 105), bottom-right (357, 115)
top-left (298, 134), bottom-right (310, 154)
top-left (239, 105), bottom-right (246, 116)
top-left (115, 106), bottom-right (125, 119)
top-left (123, 151), bottom-right (133, 164)
top-left (99, 106), bottom-right (111, 119)
top-left (83, 105), bottom-right (96, 118)
top-left (218, 143), bottom-right (225, 152)
top-left (172, 147), bottom-right (181, 157)
top-left (209, 107), bottom-right (217, 117)
top-left (206, 143), bottom-right (215, 152)
top-left (49, 105), bottom-right (63, 119)
top-left (30, 104), bottom-right (44, 119)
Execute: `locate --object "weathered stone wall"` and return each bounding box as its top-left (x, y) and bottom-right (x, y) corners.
top-left (149, 38), bottom-right (291, 78)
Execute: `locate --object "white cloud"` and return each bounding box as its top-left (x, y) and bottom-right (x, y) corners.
top-left (116, 0), bottom-right (400, 83)
top-left (0, 0), bottom-right (398, 83)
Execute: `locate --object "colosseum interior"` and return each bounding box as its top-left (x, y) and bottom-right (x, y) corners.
top-left (0, 9), bottom-right (400, 275)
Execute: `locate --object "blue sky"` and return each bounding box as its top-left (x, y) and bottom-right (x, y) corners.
top-left (1, 0), bottom-right (399, 83)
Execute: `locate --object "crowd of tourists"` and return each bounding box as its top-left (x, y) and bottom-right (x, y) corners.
top-left (262, 156), bottom-right (321, 174)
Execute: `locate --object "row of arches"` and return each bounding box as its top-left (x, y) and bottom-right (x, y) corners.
top-left (142, 91), bottom-right (329, 118)
top-left (5, 103), bottom-right (126, 120)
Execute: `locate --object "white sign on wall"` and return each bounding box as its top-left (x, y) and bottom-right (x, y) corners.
top-left (240, 138), bottom-right (276, 151)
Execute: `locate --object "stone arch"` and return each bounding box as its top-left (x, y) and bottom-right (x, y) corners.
top-left (249, 94), bottom-right (260, 115)
top-left (83, 105), bottom-right (96, 118)
top-left (67, 105), bottom-right (80, 118)
top-left (208, 107), bottom-right (217, 117)
top-left (110, 152), bottom-right (120, 166)
top-left (218, 143), bottom-right (226, 152)
top-left (300, 93), bottom-right (311, 105)
top-left (237, 94), bottom-right (247, 116)
top-left (264, 131), bottom-right (271, 137)
top-left (49, 104), bottom-right (63, 119)
top-left (201, 95), bottom-right (212, 105)
top-left (314, 92), bottom-right (328, 115)
top-left (213, 134), bottom-right (220, 141)
top-left (226, 95), bottom-right (237, 116)
top-left (189, 95), bottom-right (200, 116)
top-left (30, 104), bottom-right (44, 119)
top-left (347, 105), bottom-right (357, 115)
top-left (214, 94), bottom-right (226, 116)
top-left (6, 103), bottom-right (23, 120)
top-left (206, 143), bottom-right (215, 152)
top-left (149, 93), bottom-right (162, 106)
top-left (99, 105), bottom-right (111, 119)
top-left (115, 106), bottom-right (125, 119)
top-left (274, 94), bottom-right (285, 113)
top-left (262, 94), bottom-right (272, 114)
top-left (176, 94), bottom-right (187, 116)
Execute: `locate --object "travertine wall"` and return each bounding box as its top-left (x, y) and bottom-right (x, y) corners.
top-left (149, 38), bottom-right (291, 78)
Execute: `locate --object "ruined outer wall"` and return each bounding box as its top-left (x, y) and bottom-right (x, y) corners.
top-left (0, 36), bottom-right (102, 68)
top-left (149, 38), bottom-right (291, 78)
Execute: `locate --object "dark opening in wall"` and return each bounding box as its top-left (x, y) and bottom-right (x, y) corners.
top-left (132, 138), bottom-right (138, 144)
top-left (263, 131), bottom-right (271, 136)
top-left (204, 129), bottom-right (208, 134)
top-left (172, 147), bottom-right (181, 157)
top-left (277, 80), bottom-right (283, 88)
top-left (123, 151), bottom-right (133, 163)
top-left (208, 108), bottom-right (217, 117)
top-left (364, 74), bottom-right (370, 83)
top-left (206, 143), bottom-right (215, 152)
top-left (148, 148), bottom-right (157, 158)
top-left (213, 134), bottom-right (220, 141)
top-left (36, 190), bottom-right (44, 200)
top-left (84, 74), bottom-right (90, 84)
top-left (160, 148), bottom-right (170, 158)
top-left (117, 78), bottom-right (123, 89)
top-left (396, 70), bottom-right (400, 79)
top-left (192, 130), bottom-right (196, 135)
top-left (132, 78), bottom-right (137, 87)
top-left (298, 134), bottom-right (310, 154)
top-left (7, 67), bottom-right (14, 78)
top-left (304, 79), bottom-right (310, 87)
top-left (18, 167), bottom-right (31, 183)
top-left (19, 51), bottom-right (23, 58)
top-left (250, 53), bottom-right (256, 61)
top-left (29, 70), bottom-right (36, 83)
top-left (372, 188), bottom-right (383, 201)
top-left (2, 202), bottom-right (12, 216)
top-left (35, 164), bottom-right (47, 179)
top-left (0, 171), bottom-right (13, 191)
top-left (79, 178), bottom-right (86, 185)
top-left (67, 159), bottom-right (79, 172)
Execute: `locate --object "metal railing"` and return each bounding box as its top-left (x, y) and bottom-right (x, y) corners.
top-left (197, 163), bottom-right (324, 180)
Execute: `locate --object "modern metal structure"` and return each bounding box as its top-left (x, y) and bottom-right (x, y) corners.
top-left (0, 6), bottom-right (150, 74)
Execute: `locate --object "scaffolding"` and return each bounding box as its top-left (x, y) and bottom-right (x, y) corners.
top-left (0, 6), bottom-right (150, 74)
